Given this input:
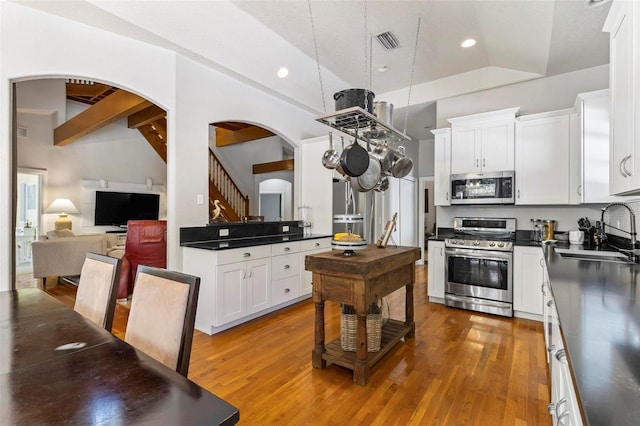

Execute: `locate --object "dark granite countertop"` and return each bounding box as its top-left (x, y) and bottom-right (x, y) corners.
top-left (544, 243), bottom-right (640, 426)
top-left (180, 234), bottom-right (332, 250)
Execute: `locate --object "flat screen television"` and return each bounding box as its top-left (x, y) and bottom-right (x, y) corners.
top-left (94, 191), bottom-right (160, 227)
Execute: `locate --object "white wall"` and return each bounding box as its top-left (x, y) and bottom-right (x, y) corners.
top-left (436, 65), bottom-right (609, 127)
top-left (0, 3), bottom-right (330, 290)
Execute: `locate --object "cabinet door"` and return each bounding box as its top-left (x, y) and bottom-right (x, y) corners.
top-left (433, 129), bottom-right (451, 206)
top-left (246, 258), bottom-right (271, 315)
top-left (515, 114), bottom-right (570, 204)
top-left (513, 246), bottom-right (544, 316)
top-left (215, 262), bottom-right (246, 326)
top-left (481, 118), bottom-right (515, 172)
top-left (609, 2), bottom-right (636, 195)
top-left (451, 124), bottom-right (480, 174)
top-left (427, 240), bottom-right (445, 300)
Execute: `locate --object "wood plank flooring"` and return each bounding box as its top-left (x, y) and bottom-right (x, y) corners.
top-left (44, 265), bottom-right (550, 425)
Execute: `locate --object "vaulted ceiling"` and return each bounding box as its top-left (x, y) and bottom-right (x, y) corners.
top-left (22, 0), bottom-right (613, 140)
top-left (58, 81), bottom-right (277, 158)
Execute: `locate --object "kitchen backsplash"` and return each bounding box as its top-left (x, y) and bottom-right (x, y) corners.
top-left (435, 202), bottom-right (640, 236)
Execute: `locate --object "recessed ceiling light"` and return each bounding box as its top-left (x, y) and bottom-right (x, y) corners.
top-left (461, 39), bottom-right (476, 48)
top-left (377, 65), bottom-right (390, 73)
top-left (277, 67), bottom-right (289, 78)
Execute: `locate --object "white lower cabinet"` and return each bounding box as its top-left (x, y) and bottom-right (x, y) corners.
top-left (184, 239), bottom-right (330, 336)
top-left (542, 259), bottom-right (584, 425)
top-left (271, 249), bottom-right (300, 305)
top-left (513, 246), bottom-right (544, 316)
top-left (427, 240), bottom-right (445, 301)
top-left (215, 255), bottom-right (271, 326)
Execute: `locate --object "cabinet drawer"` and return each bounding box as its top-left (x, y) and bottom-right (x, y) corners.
top-left (300, 238), bottom-right (331, 252)
top-left (272, 253), bottom-right (300, 281)
top-left (271, 241), bottom-right (300, 256)
top-left (272, 275), bottom-right (300, 305)
top-left (216, 245), bottom-right (271, 265)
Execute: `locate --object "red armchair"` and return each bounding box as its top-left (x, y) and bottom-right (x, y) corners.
top-left (117, 220), bottom-right (167, 300)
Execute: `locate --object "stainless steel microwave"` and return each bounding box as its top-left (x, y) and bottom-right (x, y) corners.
top-left (450, 171), bottom-right (515, 205)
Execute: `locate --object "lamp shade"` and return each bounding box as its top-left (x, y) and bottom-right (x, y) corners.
top-left (44, 198), bottom-right (79, 214)
top-left (44, 199), bottom-right (79, 231)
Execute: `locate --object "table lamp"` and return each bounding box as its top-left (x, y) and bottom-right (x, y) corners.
top-left (44, 198), bottom-right (79, 231)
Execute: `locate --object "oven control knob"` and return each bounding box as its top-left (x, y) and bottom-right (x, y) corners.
top-left (497, 242), bottom-right (505, 248)
top-left (489, 241), bottom-right (496, 247)
top-left (459, 240), bottom-right (464, 245)
top-left (473, 240), bottom-right (480, 246)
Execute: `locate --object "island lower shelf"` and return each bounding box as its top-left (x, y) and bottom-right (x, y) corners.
top-left (322, 319), bottom-right (411, 371)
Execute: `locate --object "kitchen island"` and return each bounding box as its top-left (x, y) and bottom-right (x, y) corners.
top-left (306, 244), bottom-right (420, 385)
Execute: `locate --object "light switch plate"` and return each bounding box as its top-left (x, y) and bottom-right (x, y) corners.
top-left (196, 194), bottom-right (204, 205)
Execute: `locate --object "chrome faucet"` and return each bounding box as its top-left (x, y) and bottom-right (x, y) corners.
top-left (599, 202), bottom-right (637, 250)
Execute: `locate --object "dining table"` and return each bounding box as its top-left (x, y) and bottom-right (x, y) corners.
top-left (0, 288), bottom-right (239, 425)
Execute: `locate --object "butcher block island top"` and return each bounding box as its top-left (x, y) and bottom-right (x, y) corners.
top-left (305, 245), bottom-right (421, 385)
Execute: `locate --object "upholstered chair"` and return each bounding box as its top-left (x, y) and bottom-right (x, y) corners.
top-left (124, 266), bottom-right (200, 377)
top-left (117, 220), bottom-right (167, 300)
top-left (73, 252), bottom-right (122, 331)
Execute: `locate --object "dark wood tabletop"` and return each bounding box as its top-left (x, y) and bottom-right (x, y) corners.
top-left (0, 288), bottom-right (239, 425)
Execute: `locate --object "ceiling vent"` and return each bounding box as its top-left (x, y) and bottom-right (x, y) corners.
top-left (375, 31), bottom-right (400, 50)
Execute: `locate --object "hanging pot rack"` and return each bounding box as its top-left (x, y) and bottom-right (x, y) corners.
top-left (315, 106), bottom-right (410, 144)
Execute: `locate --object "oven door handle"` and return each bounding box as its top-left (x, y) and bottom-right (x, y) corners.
top-left (446, 294), bottom-right (512, 309)
top-left (445, 248), bottom-right (512, 262)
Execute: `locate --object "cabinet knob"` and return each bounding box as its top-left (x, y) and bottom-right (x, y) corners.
top-left (476, 159), bottom-right (479, 168)
top-left (547, 300), bottom-right (554, 307)
top-left (284, 247), bottom-right (290, 251)
top-left (284, 288), bottom-right (290, 293)
top-left (517, 189), bottom-right (520, 199)
top-left (243, 252), bottom-right (251, 258)
top-left (577, 184), bottom-right (582, 196)
top-left (284, 264), bottom-right (290, 269)
top-left (483, 158), bottom-right (486, 168)
top-left (446, 192), bottom-right (449, 200)
top-left (315, 242), bottom-right (320, 247)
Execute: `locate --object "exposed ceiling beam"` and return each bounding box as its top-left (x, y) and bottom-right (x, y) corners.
top-left (252, 159), bottom-right (294, 174)
top-left (54, 90), bottom-right (152, 146)
top-left (137, 123), bottom-right (167, 162)
top-left (215, 125), bottom-right (276, 147)
top-left (128, 105), bottom-right (166, 129)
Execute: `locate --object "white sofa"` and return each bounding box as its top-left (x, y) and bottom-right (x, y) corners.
top-left (31, 231), bottom-right (120, 285)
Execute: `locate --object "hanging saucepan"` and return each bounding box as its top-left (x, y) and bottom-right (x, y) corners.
top-left (321, 132), bottom-right (340, 170)
top-left (350, 158), bottom-right (381, 192)
top-left (351, 135), bottom-right (381, 192)
top-left (375, 176), bottom-right (389, 192)
top-left (371, 142), bottom-right (394, 172)
top-left (339, 129), bottom-right (369, 177)
top-left (335, 137), bottom-right (346, 176)
top-left (390, 146), bottom-right (413, 178)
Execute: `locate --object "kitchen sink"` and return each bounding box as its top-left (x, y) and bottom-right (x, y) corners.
top-left (555, 248), bottom-right (635, 264)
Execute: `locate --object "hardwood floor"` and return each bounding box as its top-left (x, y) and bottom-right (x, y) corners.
top-left (44, 265), bottom-right (550, 425)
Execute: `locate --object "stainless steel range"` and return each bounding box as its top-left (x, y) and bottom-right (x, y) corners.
top-left (444, 217), bottom-right (516, 317)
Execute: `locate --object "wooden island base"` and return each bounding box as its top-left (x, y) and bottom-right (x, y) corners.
top-left (306, 245), bottom-right (421, 385)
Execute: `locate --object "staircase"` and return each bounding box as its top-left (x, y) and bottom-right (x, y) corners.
top-left (209, 149), bottom-right (249, 222)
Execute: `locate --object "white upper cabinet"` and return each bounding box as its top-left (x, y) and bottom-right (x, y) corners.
top-left (604, 1), bottom-right (640, 195)
top-left (432, 128), bottom-right (451, 206)
top-left (573, 90), bottom-right (623, 204)
top-left (515, 110), bottom-right (572, 205)
top-left (448, 108), bottom-right (519, 175)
